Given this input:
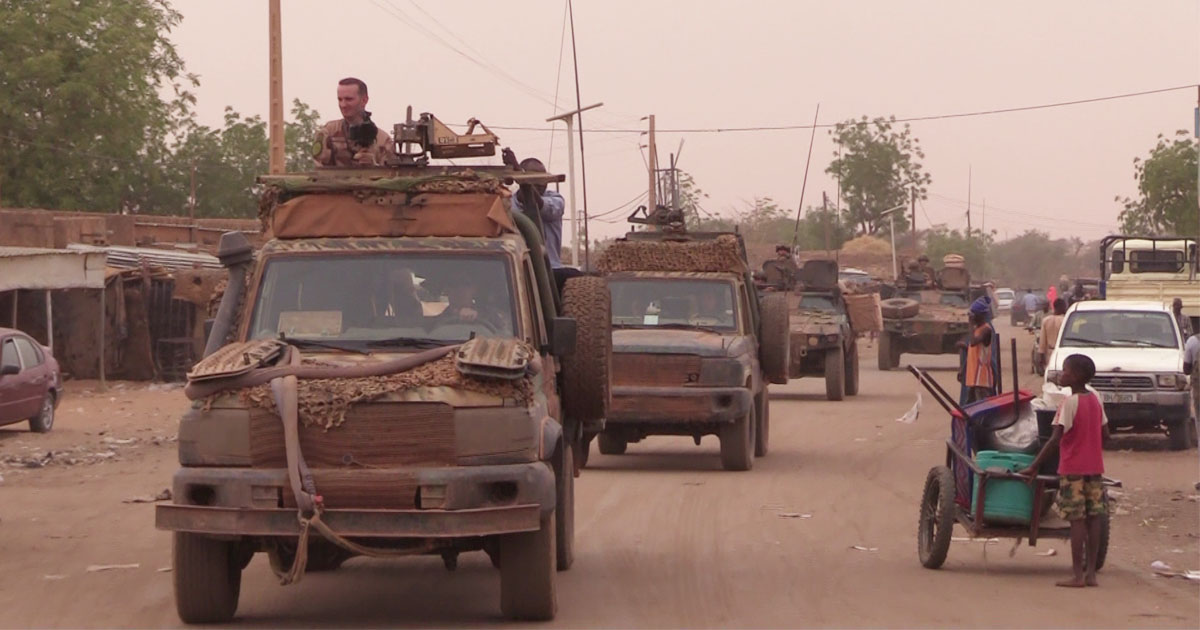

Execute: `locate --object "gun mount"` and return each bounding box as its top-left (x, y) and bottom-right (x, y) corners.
top-left (392, 106), bottom-right (500, 166)
top-left (627, 204), bottom-right (687, 234)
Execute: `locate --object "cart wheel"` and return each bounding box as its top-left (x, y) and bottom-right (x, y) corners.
top-left (918, 466), bottom-right (956, 569)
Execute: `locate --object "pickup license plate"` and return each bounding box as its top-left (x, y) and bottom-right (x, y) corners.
top-left (1101, 392), bottom-right (1139, 404)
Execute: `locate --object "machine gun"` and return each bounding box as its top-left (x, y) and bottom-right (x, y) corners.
top-left (392, 106), bottom-right (500, 166)
top-left (627, 204), bottom-right (687, 234)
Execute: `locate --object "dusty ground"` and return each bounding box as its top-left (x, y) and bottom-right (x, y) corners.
top-left (0, 321), bottom-right (1196, 628)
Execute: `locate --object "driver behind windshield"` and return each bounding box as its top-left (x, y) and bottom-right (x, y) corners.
top-left (435, 277), bottom-right (507, 331)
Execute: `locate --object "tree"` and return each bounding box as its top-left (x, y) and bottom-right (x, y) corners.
top-left (825, 116), bottom-right (931, 235)
top-left (0, 0), bottom-right (196, 211)
top-left (986, 230), bottom-right (1096, 290)
top-left (925, 227), bottom-right (992, 279)
top-left (1116, 131), bottom-right (1199, 238)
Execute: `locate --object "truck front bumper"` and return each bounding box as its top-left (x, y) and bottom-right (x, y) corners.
top-left (1100, 390), bottom-right (1192, 428)
top-left (155, 462), bottom-right (554, 539)
top-left (608, 385), bottom-right (752, 424)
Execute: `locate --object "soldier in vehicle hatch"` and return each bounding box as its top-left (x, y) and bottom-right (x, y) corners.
top-left (312, 77), bottom-right (396, 167)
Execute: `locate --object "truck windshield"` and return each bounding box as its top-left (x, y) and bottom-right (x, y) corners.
top-left (1060, 310), bottom-right (1179, 349)
top-left (248, 253), bottom-right (517, 346)
top-left (609, 278), bottom-right (738, 331)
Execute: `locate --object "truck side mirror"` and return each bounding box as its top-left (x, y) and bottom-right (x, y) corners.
top-left (550, 317), bottom-right (577, 357)
top-left (0, 363), bottom-right (19, 376)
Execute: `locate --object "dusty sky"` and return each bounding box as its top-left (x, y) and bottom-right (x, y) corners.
top-left (167, 0), bottom-right (1200, 246)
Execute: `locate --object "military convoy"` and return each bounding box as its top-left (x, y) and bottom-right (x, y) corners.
top-left (591, 228), bottom-right (790, 470)
top-left (877, 265), bottom-right (972, 370)
top-left (156, 114), bottom-right (611, 622)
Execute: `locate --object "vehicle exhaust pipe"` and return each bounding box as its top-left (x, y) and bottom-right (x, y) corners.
top-left (203, 232), bottom-right (255, 358)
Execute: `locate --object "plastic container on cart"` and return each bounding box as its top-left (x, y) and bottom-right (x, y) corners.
top-left (971, 450), bottom-right (1036, 525)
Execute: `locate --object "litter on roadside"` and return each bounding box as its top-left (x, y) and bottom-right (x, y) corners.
top-left (86, 563), bottom-right (140, 573)
top-left (850, 545), bottom-right (879, 552)
top-left (1035, 548), bottom-right (1057, 557)
top-left (43, 574), bottom-right (67, 580)
top-left (895, 393), bottom-right (921, 424)
top-left (777, 512), bottom-right (812, 519)
top-left (122, 489), bottom-right (172, 504)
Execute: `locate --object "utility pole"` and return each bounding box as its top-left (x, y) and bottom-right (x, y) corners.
top-left (910, 187), bottom-right (917, 236)
top-left (1195, 86), bottom-right (1199, 246)
top-left (981, 198), bottom-right (986, 236)
top-left (267, 0), bottom-right (285, 174)
top-left (547, 102), bottom-right (603, 267)
top-left (822, 191), bottom-right (831, 254)
top-left (646, 114), bottom-right (657, 213)
top-left (188, 162), bottom-right (197, 243)
top-left (966, 165), bottom-right (972, 236)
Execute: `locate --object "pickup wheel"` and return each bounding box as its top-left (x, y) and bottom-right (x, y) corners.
top-left (173, 532), bottom-right (242, 624)
top-left (824, 348), bottom-right (845, 401)
top-left (844, 341), bottom-right (860, 396)
top-left (554, 442), bottom-right (575, 571)
top-left (499, 514), bottom-right (557, 620)
top-left (758, 293), bottom-right (791, 385)
top-left (720, 405), bottom-right (755, 471)
top-left (754, 389), bottom-right (770, 457)
top-left (560, 277), bottom-right (612, 427)
top-left (597, 433), bottom-right (627, 455)
top-left (1166, 419), bottom-right (1193, 451)
top-left (28, 392), bottom-right (55, 433)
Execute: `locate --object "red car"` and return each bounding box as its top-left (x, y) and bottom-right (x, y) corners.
top-left (0, 328), bottom-right (61, 432)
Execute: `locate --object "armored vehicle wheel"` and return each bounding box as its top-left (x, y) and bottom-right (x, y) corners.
top-left (561, 276), bottom-right (612, 426)
top-left (554, 442), bottom-right (575, 571)
top-left (918, 466), bottom-right (956, 569)
top-left (844, 341), bottom-right (860, 396)
top-left (878, 332), bottom-right (900, 371)
top-left (499, 514), bottom-right (557, 620)
top-left (1166, 418), bottom-right (1193, 451)
top-left (597, 433), bottom-right (627, 455)
top-left (173, 532), bottom-right (243, 624)
top-left (824, 349), bottom-right (845, 401)
top-left (720, 405), bottom-right (755, 471)
top-left (758, 293), bottom-right (791, 385)
top-left (881, 297), bottom-right (919, 319)
top-left (754, 389), bottom-right (769, 457)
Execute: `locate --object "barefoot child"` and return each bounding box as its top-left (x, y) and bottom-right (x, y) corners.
top-left (1019, 353), bottom-right (1110, 587)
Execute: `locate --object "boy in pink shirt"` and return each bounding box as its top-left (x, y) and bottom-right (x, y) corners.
top-left (1020, 354), bottom-right (1110, 587)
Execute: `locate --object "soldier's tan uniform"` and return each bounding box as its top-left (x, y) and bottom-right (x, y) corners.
top-left (312, 119), bottom-right (395, 167)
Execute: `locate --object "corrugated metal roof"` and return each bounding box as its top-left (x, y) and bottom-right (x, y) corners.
top-left (66, 244), bottom-right (220, 271)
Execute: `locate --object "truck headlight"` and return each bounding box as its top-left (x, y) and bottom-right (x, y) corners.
top-left (698, 359), bottom-right (744, 386)
top-left (1157, 374), bottom-right (1187, 390)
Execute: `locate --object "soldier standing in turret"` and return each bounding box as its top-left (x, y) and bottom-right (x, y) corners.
top-left (313, 77), bottom-right (395, 167)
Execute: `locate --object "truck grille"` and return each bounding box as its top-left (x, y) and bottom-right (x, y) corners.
top-left (612, 353), bottom-right (701, 387)
top-left (1091, 375), bottom-right (1154, 391)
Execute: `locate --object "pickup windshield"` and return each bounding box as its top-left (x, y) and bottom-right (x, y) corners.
top-left (609, 278), bottom-right (738, 332)
top-left (248, 253), bottom-right (517, 346)
top-left (1060, 310), bottom-right (1179, 349)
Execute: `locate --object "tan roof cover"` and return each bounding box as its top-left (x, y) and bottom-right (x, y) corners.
top-left (598, 234), bottom-right (747, 274)
top-left (269, 192), bottom-right (515, 239)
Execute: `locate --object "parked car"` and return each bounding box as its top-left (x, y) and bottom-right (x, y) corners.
top-left (994, 287), bottom-right (1015, 311)
top-left (0, 328), bottom-right (62, 432)
top-left (1042, 301), bottom-right (1195, 450)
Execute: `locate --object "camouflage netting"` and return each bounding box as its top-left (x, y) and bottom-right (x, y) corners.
top-left (598, 234), bottom-right (747, 273)
top-left (215, 353), bottom-right (533, 430)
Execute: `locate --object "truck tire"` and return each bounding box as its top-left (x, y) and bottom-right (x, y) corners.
top-left (173, 532), bottom-right (242, 624)
top-left (597, 432), bottom-right (627, 455)
top-left (844, 341), bottom-right (860, 396)
top-left (878, 332), bottom-right (900, 371)
top-left (560, 276), bottom-right (612, 426)
top-left (881, 298), bottom-right (919, 319)
top-left (720, 405), bottom-right (755, 471)
top-left (824, 349), bottom-right (845, 401)
top-left (754, 389), bottom-right (769, 457)
top-left (1166, 419), bottom-right (1192, 451)
top-left (758, 293), bottom-right (791, 385)
top-left (554, 443), bottom-right (575, 571)
top-left (499, 514), bottom-right (557, 620)
top-left (918, 466), bottom-right (955, 569)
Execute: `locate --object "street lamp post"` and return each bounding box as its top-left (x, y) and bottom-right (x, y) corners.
top-left (547, 102), bottom-right (603, 268)
top-left (880, 204), bottom-right (908, 281)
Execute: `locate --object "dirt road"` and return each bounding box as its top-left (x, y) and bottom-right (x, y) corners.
top-left (1, 322), bottom-right (1196, 628)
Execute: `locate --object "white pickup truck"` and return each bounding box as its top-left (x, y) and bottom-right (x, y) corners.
top-left (1043, 300), bottom-right (1195, 450)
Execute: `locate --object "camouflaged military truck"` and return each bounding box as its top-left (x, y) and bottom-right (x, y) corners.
top-left (762, 259), bottom-right (859, 401)
top-left (155, 122), bottom-right (611, 623)
top-left (877, 266), bottom-right (972, 370)
top-left (589, 230), bottom-right (790, 471)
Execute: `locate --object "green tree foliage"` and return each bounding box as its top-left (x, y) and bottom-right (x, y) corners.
top-left (987, 230), bottom-right (1094, 290)
top-left (0, 0), bottom-right (196, 211)
top-left (924, 227), bottom-right (992, 279)
top-left (1116, 131), bottom-right (1199, 238)
top-left (826, 116), bottom-right (931, 236)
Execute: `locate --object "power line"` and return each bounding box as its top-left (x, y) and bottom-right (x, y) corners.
top-left (593, 190), bottom-right (648, 222)
top-left (927, 193), bottom-right (1116, 229)
top-left (490, 83), bottom-right (1199, 134)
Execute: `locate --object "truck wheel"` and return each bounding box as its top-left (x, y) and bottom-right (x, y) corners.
top-left (173, 532), bottom-right (242, 624)
top-left (1166, 419), bottom-right (1192, 451)
top-left (918, 466), bottom-right (955, 569)
top-left (554, 443), bottom-right (575, 571)
top-left (597, 433), bottom-right (627, 455)
top-left (499, 514), bottom-right (557, 621)
top-left (560, 276), bottom-right (612, 426)
top-left (720, 405), bottom-right (755, 471)
top-left (754, 389), bottom-right (769, 457)
top-left (844, 341), bottom-right (860, 396)
top-left (577, 434), bottom-right (593, 469)
top-left (824, 349), bottom-right (845, 401)
top-left (881, 298), bottom-right (919, 319)
top-left (758, 293), bottom-right (791, 385)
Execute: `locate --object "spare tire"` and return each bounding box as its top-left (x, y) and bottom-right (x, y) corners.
top-left (881, 297), bottom-right (919, 319)
top-left (758, 293), bottom-right (790, 385)
top-left (560, 276), bottom-right (612, 426)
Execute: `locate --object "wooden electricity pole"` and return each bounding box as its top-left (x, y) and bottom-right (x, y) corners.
top-left (910, 187), bottom-right (917, 235)
top-left (646, 115), bottom-right (657, 212)
top-left (267, 0), bottom-right (285, 174)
